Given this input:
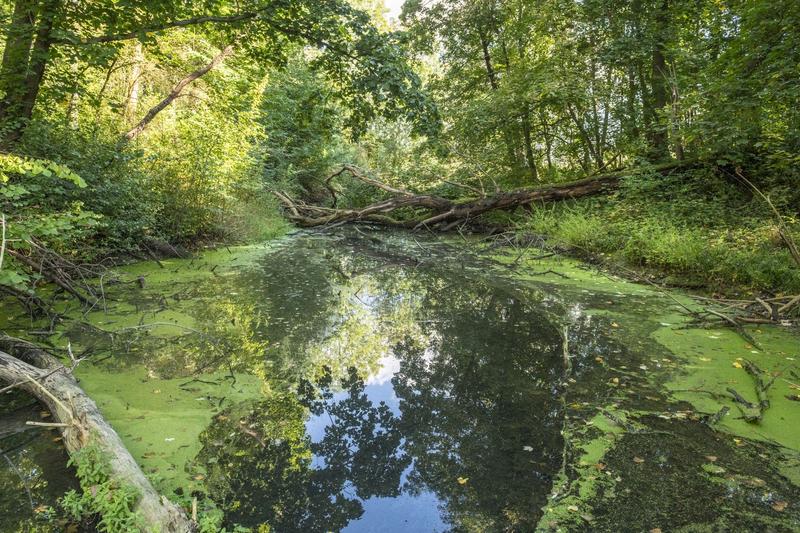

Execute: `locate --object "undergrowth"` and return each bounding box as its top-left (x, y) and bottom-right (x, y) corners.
top-left (509, 168), bottom-right (800, 294)
top-left (60, 443), bottom-right (143, 532)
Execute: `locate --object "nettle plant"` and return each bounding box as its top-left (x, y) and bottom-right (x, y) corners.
top-left (0, 153), bottom-right (98, 291)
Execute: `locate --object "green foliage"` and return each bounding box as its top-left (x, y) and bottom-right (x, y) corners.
top-left (519, 168), bottom-right (800, 293)
top-left (60, 444), bottom-right (143, 532)
top-left (0, 152), bottom-right (99, 289)
top-left (259, 57), bottom-right (353, 197)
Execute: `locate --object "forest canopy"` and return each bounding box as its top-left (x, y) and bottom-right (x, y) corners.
top-left (0, 0), bottom-right (798, 304)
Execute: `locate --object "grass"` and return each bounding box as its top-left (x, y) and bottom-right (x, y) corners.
top-left (512, 182), bottom-right (800, 295)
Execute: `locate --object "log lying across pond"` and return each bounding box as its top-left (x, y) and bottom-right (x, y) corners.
top-left (274, 160), bottom-right (692, 230)
top-left (0, 339), bottom-right (191, 532)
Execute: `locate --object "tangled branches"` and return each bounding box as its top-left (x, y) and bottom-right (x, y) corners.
top-left (274, 161), bottom-right (691, 231)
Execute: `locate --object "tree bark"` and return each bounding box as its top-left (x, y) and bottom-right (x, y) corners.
top-left (648, 0), bottom-right (671, 160)
top-left (275, 161), bottom-right (691, 229)
top-left (125, 44), bottom-right (234, 140)
top-left (0, 0), bottom-right (38, 146)
top-left (0, 342), bottom-right (192, 532)
top-left (125, 41), bottom-right (144, 122)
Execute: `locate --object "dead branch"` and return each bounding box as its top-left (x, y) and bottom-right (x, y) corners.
top-left (690, 293), bottom-right (799, 324)
top-left (125, 44), bottom-right (235, 140)
top-left (276, 160), bottom-right (691, 230)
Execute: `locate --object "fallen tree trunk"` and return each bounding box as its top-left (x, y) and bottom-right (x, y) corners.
top-left (0, 340), bottom-right (191, 532)
top-left (275, 161), bottom-right (691, 229)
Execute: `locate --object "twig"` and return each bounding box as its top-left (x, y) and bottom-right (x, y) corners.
top-left (0, 213), bottom-right (6, 271)
top-left (2, 453), bottom-right (33, 511)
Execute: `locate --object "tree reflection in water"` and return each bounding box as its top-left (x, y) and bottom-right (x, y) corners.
top-left (193, 236), bottom-right (566, 532)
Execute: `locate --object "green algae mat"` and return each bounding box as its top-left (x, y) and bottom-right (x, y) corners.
top-left (1, 228), bottom-right (799, 532)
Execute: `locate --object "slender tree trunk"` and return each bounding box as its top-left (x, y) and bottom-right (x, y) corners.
top-left (479, 30), bottom-right (498, 91)
top-left (0, 0), bottom-right (37, 144)
top-left (478, 26), bottom-right (517, 169)
top-left (540, 109), bottom-right (554, 172)
top-left (670, 68), bottom-right (685, 160)
top-left (648, 0), bottom-right (671, 160)
top-left (626, 67), bottom-right (640, 140)
top-left (125, 44), bottom-right (234, 140)
top-left (20, 0), bottom-right (59, 121)
top-left (568, 105), bottom-right (602, 170)
top-left (520, 108), bottom-right (538, 180)
top-left (65, 62), bottom-right (79, 128)
top-left (125, 41), bottom-right (144, 121)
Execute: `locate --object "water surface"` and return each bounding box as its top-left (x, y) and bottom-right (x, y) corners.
top-left (1, 228), bottom-right (799, 531)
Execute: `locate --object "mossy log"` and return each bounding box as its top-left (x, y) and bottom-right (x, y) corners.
top-left (0, 342), bottom-right (192, 532)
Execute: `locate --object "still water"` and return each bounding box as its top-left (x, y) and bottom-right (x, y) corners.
top-left (1, 228), bottom-right (799, 531)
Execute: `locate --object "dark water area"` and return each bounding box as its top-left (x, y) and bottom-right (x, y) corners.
top-left (1, 228), bottom-right (799, 532)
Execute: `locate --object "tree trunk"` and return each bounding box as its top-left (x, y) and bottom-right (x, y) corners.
top-left (0, 343), bottom-right (192, 532)
top-left (0, 0), bottom-right (37, 145)
top-left (125, 44), bottom-right (234, 140)
top-left (648, 0), bottom-right (671, 160)
top-left (20, 0), bottom-right (59, 122)
top-left (520, 108), bottom-right (538, 180)
top-left (126, 41), bottom-right (144, 121)
top-left (275, 161), bottom-right (692, 229)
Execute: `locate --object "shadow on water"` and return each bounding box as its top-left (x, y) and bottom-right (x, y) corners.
top-left (2, 227), bottom-right (800, 531)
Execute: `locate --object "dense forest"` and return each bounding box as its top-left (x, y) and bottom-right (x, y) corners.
top-left (1, 0), bottom-right (799, 531)
top-left (1, 0), bottom-right (798, 295)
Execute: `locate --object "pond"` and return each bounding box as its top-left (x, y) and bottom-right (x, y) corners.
top-left (1, 227), bottom-right (800, 531)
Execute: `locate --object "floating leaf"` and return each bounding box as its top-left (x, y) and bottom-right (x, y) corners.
top-left (772, 501), bottom-right (788, 512)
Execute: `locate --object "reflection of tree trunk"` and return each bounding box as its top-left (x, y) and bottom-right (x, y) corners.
top-left (125, 44), bottom-right (234, 140)
top-left (0, 343), bottom-right (191, 532)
